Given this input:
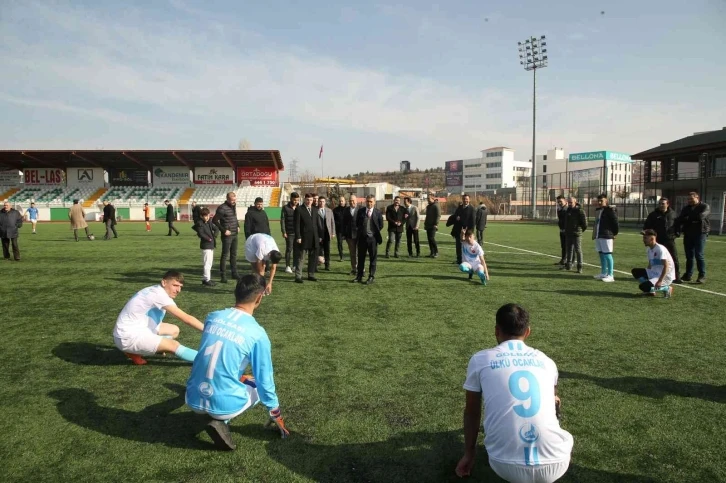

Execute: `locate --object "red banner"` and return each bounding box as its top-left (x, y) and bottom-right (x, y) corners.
top-left (236, 167), bottom-right (278, 186)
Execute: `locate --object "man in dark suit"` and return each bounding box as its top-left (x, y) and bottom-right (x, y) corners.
top-left (102, 201), bottom-right (118, 240)
top-left (385, 196), bottom-right (405, 258)
top-left (341, 194), bottom-right (360, 275)
top-left (403, 197), bottom-right (420, 257)
top-left (332, 195), bottom-right (347, 262)
top-left (353, 194), bottom-right (384, 285)
top-left (294, 193), bottom-right (320, 283)
top-left (165, 200), bottom-right (180, 236)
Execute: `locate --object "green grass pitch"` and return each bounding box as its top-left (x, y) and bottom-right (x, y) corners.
top-left (1, 221), bottom-right (724, 482)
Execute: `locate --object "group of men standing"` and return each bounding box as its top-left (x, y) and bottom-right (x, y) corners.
top-left (280, 192), bottom-right (447, 285)
top-left (555, 190), bottom-right (711, 285)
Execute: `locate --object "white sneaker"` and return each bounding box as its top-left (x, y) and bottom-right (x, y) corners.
top-left (593, 274), bottom-right (606, 279)
top-left (284, 266), bottom-right (293, 274)
top-left (601, 275), bottom-right (615, 282)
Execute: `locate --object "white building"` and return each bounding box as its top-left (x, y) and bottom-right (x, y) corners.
top-left (535, 148), bottom-right (568, 178)
top-left (462, 147), bottom-right (532, 194)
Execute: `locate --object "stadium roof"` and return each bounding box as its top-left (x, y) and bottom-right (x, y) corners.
top-left (0, 150), bottom-right (284, 172)
top-left (631, 128), bottom-right (726, 159)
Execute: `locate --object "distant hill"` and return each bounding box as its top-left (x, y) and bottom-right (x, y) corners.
top-left (341, 167), bottom-right (445, 190)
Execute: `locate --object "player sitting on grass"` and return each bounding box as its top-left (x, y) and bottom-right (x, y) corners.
top-left (631, 229), bottom-right (675, 298)
top-left (459, 229), bottom-right (489, 285)
top-left (186, 274), bottom-right (289, 450)
top-left (112, 270), bottom-right (203, 365)
top-left (456, 303), bottom-right (573, 482)
top-left (244, 233), bottom-right (283, 295)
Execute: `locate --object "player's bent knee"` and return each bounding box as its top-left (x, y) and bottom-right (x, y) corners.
top-left (459, 262), bottom-right (472, 273)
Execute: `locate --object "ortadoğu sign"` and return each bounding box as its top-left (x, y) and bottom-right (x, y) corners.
top-left (236, 167), bottom-right (278, 186)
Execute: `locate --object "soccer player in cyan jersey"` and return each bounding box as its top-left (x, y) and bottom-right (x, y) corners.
top-left (26, 202), bottom-right (39, 234)
top-left (113, 271), bottom-right (203, 365)
top-left (186, 274), bottom-right (289, 450)
top-left (456, 304), bottom-right (573, 482)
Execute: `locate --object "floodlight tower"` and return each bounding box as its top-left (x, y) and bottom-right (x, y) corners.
top-left (517, 35), bottom-right (548, 218)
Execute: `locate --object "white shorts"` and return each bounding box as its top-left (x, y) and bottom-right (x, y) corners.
top-left (461, 261), bottom-right (484, 272)
top-left (31, 219), bottom-right (37, 224)
top-left (187, 384), bottom-right (260, 420)
top-left (595, 238), bottom-right (613, 253)
top-left (490, 458), bottom-right (570, 483)
top-left (113, 326), bottom-right (162, 356)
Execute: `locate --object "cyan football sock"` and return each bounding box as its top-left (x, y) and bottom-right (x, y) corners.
top-left (598, 253), bottom-right (606, 274)
top-left (604, 254), bottom-right (614, 276)
top-left (174, 345), bottom-right (198, 362)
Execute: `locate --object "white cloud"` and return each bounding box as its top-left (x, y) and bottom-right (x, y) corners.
top-left (0, 2), bottom-right (724, 174)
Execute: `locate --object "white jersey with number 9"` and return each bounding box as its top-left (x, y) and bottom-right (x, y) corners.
top-left (463, 340), bottom-right (573, 466)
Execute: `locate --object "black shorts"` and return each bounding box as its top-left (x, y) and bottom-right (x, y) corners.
top-left (145, 217), bottom-right (150, 222)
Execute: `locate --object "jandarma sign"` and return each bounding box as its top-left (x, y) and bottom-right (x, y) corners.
top-left (152, 166), bottom-right (190, 185)
top-left (569, 151), bottom-right (632, 163)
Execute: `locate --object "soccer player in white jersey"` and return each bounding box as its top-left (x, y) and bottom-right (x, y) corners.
top-left (631, 229), bottom-right (676, 297)
top-left (186, 274), bottom-right (289, 450)
top-left (459, 229), bottom-right (490, 285)
top-left (113, 271), bottom-right (203, 365)
top-left (244, 233), bottom-right (283, 295)
top-left (456, 304), bottom-right (573, 482)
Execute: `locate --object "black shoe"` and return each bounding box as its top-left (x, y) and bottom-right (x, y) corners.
top-left (167, 234), bottom-right (172, 236)
top-left (349, 270), bottom-right (357, 275)
top-left (672, 279), bottom-right (683, 284)
top-left (220, 278), bottom-right (229, 284)
top-left (202, 280), bottom-right (216, 287)
top-left (295, 278), bottom-right (303, 283)
top-left (576, 267), bottom-right (583, 274)
top-left (175, 232), bottom-right (180, 236)
top-left (231, 273), bottom-right (240, 281)
top-left (324, 266), bottom-right (330, 271)
top-left (365, 276), bottom-right (375, 285)
top-left (205, 420), bottom-right (236, 451)
top-left (351, 277), bottom-right (362, 283)
top-left (681, 275), bottom-right (692, 282)
top-left (696, 276), bottom-right (705, 284)
top-left (307, 276), bottom-right (318, 282)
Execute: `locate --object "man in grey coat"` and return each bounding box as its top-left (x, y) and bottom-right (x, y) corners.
top-left (0, 201), bottom-right (23, 261)
top-left (475, 202), bottom-right (488, 243)
top-left (316, 196), bottom-right (336, 270)
top-left (403, 197), bottom-right (420, 257)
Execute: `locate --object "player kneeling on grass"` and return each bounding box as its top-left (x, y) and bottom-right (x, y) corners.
top-left (631, 229), bottom-right (675, 298)
top-left (456, 303), bottom-right (573, 482)
top-left (113, 270), bottom-right (203, 365)
top-left (459, 229), bottom-right (489, 285)
top-left (244, 233), bottom-right (283, 295)
top-left (185, 274), bottom-right (289, 450)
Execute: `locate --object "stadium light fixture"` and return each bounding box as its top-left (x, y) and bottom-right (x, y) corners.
top-left (517, 34), bottom-right (549, 219)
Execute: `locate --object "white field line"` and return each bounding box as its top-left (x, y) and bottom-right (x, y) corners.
top-left (616, 232), bottom-right (726, 244)
top-left (434, 233), bottom-right (726, 298)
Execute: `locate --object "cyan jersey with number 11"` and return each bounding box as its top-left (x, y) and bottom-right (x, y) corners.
top-left (186, 308), bottom-right (280, 417)
top-left (463, 340), bottom-right (573, 466)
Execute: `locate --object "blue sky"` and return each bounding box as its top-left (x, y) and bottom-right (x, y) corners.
top-left (1, 0), bottom-right (724, 177)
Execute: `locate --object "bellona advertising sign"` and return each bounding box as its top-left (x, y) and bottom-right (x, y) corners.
top-left (569, 151), bottom-right (632, 163)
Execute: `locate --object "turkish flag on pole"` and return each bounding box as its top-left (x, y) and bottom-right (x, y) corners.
top-left (319, 145), bottom-right (324, 159)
